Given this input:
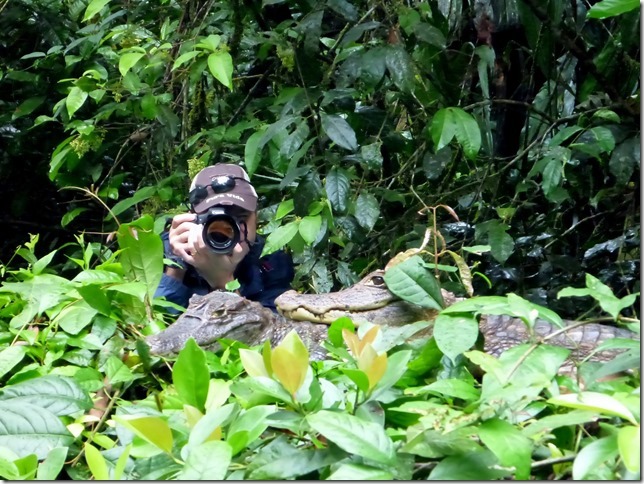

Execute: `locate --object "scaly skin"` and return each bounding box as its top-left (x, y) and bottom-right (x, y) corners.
top-left (146, 272), bottom-right (639, 376)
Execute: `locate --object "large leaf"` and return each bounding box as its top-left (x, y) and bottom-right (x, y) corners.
top-left (547, 392), bottom-right (637, 425)
top-left (617, 425), bottom-right (640, 473)
top-left (0, 402), bottom-right (73, 459)
top-left (327, 463), bottom-right (393, 480)
top-left (384, 256), bottom-right (444, 309)
top-left (298, 215), bottom-right (322, 245)
top-left (173, 338), bottom-right (210, 412)
top-left (451, 107), bottom-right (482, 160)
top-left (587, 0), bottom-right (639, 18)
top-left (477, 418), bottom-right (532, 479)
top-left (430, 108), bottom-right (457, 151)
top-left (178, 441), bottom-right (232, 480)
top-left (320, 113), bottom-right (358, 151)
top-left (116, 216), bottom-right (163, 301)
top-left (355, 192), bottom-right (380, 231)
top-left (261, 221), bottom-right (300, 256)
top-left (83, 0), bottom-right (110, 21)
top-left (114, 416), bottom-right (173, 454)
top-left (325, 167), bottom-right (351, 213)
top-left (109, 186), bottom-right (156, 218)
top-left (0, 375), bottom-right (92, 416)
top-left (0, 347), bottom-right (26, 380)
top-left (207, 52), bottom-right (233, 90)
top-left (429, 449), bottom-right (511, 480)
top-left (307, 410), bottom-right (396, 464)
top-left (433, 314), bottom-right (479, 363)
top-left (572, 434), bottom-right (619, 480)
top-left (65, 87), bottom-right (88, 118)
top-left (118, 52), bottom-right (145, 77)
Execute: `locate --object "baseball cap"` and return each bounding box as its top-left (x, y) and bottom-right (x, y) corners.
top-left (189, 164), bottom-right (258, 213)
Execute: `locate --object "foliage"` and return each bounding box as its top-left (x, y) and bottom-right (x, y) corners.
top-left (0, 0), bottom-right (640, 479)
top-left (0, 0), bottom-right (639, 318)
top-left (0, 233), bottom-right (640, 479)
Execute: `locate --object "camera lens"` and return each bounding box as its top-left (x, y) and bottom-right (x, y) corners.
top-left (202, 215), bottom-right (240, 253)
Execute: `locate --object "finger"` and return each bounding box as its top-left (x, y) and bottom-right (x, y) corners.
top-left (171, 212), bottom-right (197, 228)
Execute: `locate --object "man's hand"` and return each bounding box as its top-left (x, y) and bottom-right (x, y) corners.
top-left (168, 212), bottom-right (249, 289)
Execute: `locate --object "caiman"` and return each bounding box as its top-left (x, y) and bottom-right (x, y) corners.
top-left (145, 271), bottom-right (639, 374)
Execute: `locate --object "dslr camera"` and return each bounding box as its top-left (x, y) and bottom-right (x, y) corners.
top-left (194, 207), bottom-right (246, 255)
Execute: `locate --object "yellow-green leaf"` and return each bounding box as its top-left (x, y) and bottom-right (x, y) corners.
top-left (240, 349), bottom-right (269, 378)
top-left (548, 392), bottom-right (637, 425)
top-left (84, 443), bottom-right (109, 480)
top-left (271, 347), bottom-right (307, 397)
top-left (114, 416), bottom-right (174, 454)
top-left (205, 379), bottom-right (232, 412)
top-left (183, 404), bottom-right (203, 429)
top-left (82, 0), bottom-right (110, 21)
top-left (618, 425), bottom-right (640, 472)
top-left (118, 53), bottom-right (145, 77)
top-left (207, 52), bottom-right (233, 90)
top-left (66, 87), bottom-right (88, 118)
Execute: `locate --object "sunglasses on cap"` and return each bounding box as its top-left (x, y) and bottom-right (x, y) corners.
top-left (188, 175), bottom-right (251, 211)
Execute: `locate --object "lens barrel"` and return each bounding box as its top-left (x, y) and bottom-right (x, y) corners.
top-left (194, 208), bottom-right (241, 254)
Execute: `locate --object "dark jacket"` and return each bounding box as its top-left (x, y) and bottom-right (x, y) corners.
top-left (154, 231), bottom-right (294, 312)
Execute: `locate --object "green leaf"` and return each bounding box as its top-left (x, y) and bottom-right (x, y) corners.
top-left (114, 416), bottom-right (174, 455)
top-left (116, 216), bottom-right (164, 301)
top-left (451, 107), bottom-right (481, 160)
top-left (384, 256), bottom-right (444, 309)
top-left (244, 128), bottom-right (266, 177)
top-left (617, 425), bottom-right (640, 473)
top-left (307, 410), bottom-right (396, 464)
top-left (109, 186), bottom-right (156, 218)
top-left (522, 410), bottom-right (599, 437)
top-left (104, 355), bottom-right (135, 385)
top-left (228, 405), bottom-right (276, 455)
top-left (84, 443), bottom-right (109, 480)
top-left (477, 418), bottom-right (532, 479)
top-left (320, 113), bottom-right (358, 151)
top-left (587, 0), bottom-right (639, 18)
top-left (0, 375), bottom-right (92, 416)
top-left (355, 192), bottom-right (380, 230)
top-left (82, 0), bottom-right (110, 21)
top-left (0, 346), bottom-right (26, 380)
top-left (208, 52), bottom-right (234, 90)
top-left (12, 96), bottom-right (45, 120)
top-left (325, 167), bottom-right (351, 213)
top-left (476, 219), bottom-right (515, 264)
top-left (173, 338), bottom-right (210, 412)
top-left (275, 199), bottom-right (294, 220)
top-left (36, 447), bottom-right (68, 480)
top-left (52, 300), bottom-right (98, 335)
top-left (187, 403), bottom-right (236, 450)
top-left (178, 441), bottom-right (232, 480)
top-left (0, 402), bottom-right (73, 459)
top-left (548, 392), bottom-right (637, 425)
top-left (430, 108), bottom-right (457, 151)
top-left (172, 50), bottom-right (201, 70)
top-left (77, 284), bottom-right (112, 316)
top-left (429, 449), bottom-right (511, 480)
top-left (328, 463), bottom-right (393, 480)
top-left (195, 34), bottom-right (222, 52)
top-left (261, 221), bottom-right (300, 256)
top-left (360, 142), bottom-right (383, 171)
top-left (572, 434), bottom-right (619, 480)
top-left (61, 207), bottom-right (88, 227)
top-left (66, 87), bottom-right (88, 118)
top-left (298, 215), bottom-right (322, 244)
top-left (118, 52), bottom-right (145, 77)
top-left (409, 378), bottom-right (480, 401)
top-left (433, 314), bottom-right (479, 363)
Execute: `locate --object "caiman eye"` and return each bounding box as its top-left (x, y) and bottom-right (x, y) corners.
top-left (370, 275), bottom-right (385, 286)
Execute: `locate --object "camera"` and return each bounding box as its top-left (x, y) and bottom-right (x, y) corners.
top-left (194, 207), bottom-right (244, 254)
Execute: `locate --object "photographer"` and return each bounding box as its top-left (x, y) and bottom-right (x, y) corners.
top-left (155, 164), bottom-right (294, 312)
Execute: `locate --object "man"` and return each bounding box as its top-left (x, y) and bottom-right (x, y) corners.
top-left (155, 163), bottom-right (294, 311)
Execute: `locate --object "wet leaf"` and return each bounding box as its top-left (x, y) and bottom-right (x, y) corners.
top-left (320, 113), bottom-right (358, 151)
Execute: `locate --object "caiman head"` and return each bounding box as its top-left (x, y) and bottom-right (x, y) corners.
top-left (145, 291), bottom-right (275, 356)
top-left (275, 270), bottom-right (457, 326)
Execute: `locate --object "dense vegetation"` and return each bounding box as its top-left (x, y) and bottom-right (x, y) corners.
top-left (0, 0), bottom-right (640, 479)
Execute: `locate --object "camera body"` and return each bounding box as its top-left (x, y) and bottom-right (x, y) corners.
top-left (194, 207), bottom-right (243, 254)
